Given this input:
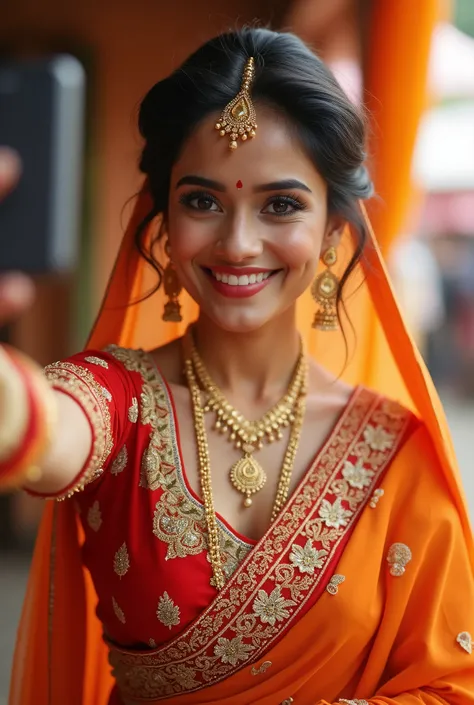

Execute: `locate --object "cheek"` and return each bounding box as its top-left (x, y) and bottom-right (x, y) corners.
top-left (272, 224), bottom-right (322, 270)
top-left (168, 211), bottom-right (214, 262)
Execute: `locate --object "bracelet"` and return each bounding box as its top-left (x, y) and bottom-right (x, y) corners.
top-left (0, 346), bottom-right (57, 490)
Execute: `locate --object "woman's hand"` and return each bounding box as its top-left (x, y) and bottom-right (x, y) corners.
top-left (0, 147), bottom-right (35, 324)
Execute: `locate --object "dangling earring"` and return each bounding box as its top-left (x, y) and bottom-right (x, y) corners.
top-left (311, 246), bottom-right (339, 331)
top-left (162, 241), bottom-right (183, 322)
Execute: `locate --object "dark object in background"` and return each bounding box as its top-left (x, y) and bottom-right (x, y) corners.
top-left (0, 55), bottom-right (85, 273)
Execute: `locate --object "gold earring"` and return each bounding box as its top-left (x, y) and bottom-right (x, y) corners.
top-left (311, 246), bottom-right (339, 331)
top-left (162, 241), bottom-right (183, 322)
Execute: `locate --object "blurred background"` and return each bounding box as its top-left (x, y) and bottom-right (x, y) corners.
top-left (1, 0), bottom-right (474, 700)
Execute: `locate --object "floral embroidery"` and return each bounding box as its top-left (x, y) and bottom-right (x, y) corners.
top-left (387, 543), bottom-right (412, 577)
top-left (106, 387), bottom-right (413, 701)
top-left (111, 445), bottom-right (128, 476)
top-left (456, 631), bottom-right (473, 654)
top-left (363, 424), bottom-right (394, 451)
top-left (319, 497), bottom-right (352, 529)
top-left (214, 635), bottom-right (255, 666)
top-left (253, 586), bottom-right (296, 626)
top-left (87, 500), bottom-right (102, 532)
top-left (114, 542), bottom-right (130, 578)
top-left (112, 597), bottom-right (126, 624)
top-left (157, 592), bottom-right (181, 630)
top-left (128, 397), bottom-right (138, 423)
top-left (339, 700), bottom-right (369, 705)
top-left (326, 573), bottom-right (345, 595)
top-left (149, 638), bottom-right (157, 648)
top-left (369, 488), bottom-right (384, 509)
top-left (342, 459), bottom-right (374, 489)
top-left (289, 539), bottom-right (327, 574)
top-left (84, 355), bottom-right (108, 369)
top-left (44, 362), bottom-right (113, 498)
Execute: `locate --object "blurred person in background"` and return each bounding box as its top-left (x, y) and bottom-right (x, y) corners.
top-left (2, 28), bottom-right (474, 705)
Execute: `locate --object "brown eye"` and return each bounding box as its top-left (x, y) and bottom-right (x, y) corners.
top-left (263, 195), bottom-right (306, 217)
top-left (179, 191), bottom-right (221, 212)
top-left (271, 200), bottom-right (291, 214)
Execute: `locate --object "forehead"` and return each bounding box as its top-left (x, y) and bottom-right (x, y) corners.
top-left (171, 107), bottom-right (326, 193)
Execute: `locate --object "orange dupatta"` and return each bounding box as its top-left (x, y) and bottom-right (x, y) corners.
top-left (8, 183), bottom-right (474, 704)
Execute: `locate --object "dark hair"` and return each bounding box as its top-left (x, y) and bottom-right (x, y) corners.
top-left (135, 27), bottom-right (373, 325)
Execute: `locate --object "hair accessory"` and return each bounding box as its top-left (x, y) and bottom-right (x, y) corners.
top-left (215, 57), bottom-right (257, 150)
top-left (311, 246), bottom-right (340, 331)
top-left (162, 241), bottom-right (183, 322)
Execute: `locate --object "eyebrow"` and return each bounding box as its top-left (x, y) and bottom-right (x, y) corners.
top-left (175, 175), bottom-right (312, 194)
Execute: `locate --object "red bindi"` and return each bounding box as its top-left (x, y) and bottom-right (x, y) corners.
top-left (236, 180), bottom-right (243, 189)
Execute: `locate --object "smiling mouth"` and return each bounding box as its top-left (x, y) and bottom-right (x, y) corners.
top-left (202, 267), bottom-right (280, 286)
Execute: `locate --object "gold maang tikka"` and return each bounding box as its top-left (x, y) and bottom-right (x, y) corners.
top-left (215, 57), bottom-right (257, 150)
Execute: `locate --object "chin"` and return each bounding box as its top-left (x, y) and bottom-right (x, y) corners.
top-left (200, 305), bottom-right (276, 334)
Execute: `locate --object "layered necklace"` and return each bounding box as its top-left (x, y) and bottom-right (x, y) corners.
top-left (183, 329), bottom-right (308, 590)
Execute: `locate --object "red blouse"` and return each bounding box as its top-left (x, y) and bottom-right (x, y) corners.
top-left (43, 346), bottom-right (255, 651)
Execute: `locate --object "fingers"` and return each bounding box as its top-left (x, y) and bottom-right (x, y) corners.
top-left (0, 273), bottom-right (35, 325)
top-left (0, 148), bottom-right (22, 200)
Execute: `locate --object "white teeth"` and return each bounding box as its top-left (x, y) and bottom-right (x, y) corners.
top-left (209, 270), bottom-right (272, 285)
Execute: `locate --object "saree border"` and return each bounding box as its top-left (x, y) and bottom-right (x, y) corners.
top-left (107, 387), bottom-right (414, 702)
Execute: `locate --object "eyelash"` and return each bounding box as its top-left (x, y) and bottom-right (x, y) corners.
top-left (178, 190), bottom-right (308, 216)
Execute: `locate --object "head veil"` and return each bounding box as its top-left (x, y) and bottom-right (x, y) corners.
top-left (9, 178), bottom-right (474, 704)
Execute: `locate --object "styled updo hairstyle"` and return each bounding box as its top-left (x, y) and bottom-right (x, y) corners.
top-left (136, 27), bottom-right (373, 321)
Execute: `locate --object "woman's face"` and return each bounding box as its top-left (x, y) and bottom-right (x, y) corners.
top-left (167, 108), bottom-right (343, 332)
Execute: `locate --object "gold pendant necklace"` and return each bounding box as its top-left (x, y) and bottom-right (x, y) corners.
top-left (183, 339), bottom-right (308, 589)
top-left (187, 330), bottom-right (306, 508)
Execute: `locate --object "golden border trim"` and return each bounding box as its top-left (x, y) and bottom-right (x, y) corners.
top-left (108, 389), bottom-right (414, 702)
top-left (43, 361), bottom-right (114, 498)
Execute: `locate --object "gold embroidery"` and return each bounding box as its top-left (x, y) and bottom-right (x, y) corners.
top-left (319, 497), bottom-right (353, 529)
top-left (84, 355), bottom-right (109, 369)
top-left (128, 397), bottom-right (138, 423)
top-left (289, 539), bottom-right (327, 574)
top-left (114, 543), bottom-right (130, 578)
top-left (44, 362), bottom-right (114, 498)
top-left (456, 631), bottom-right (473, 654)
top-left (369, 488), bottom-right (384, 508)
top-left (101, 385), bottom-right (112, 402)
top-left (106, 346), bottom-right (252, 579)
top-left (281, 699), bottom-right (294, 705)
top-left (342, 459), bottom-right (374, 489)
top-left (214, 635), bottom-right (255, 665)
top-left (157, 592), bottom-right (181, 629)
top-left (363, 424), bottom-right (394, 451)
top-left (251, 660), bottom-right (272, 675)
top-left (326, 574), bottom-right (345, 595)
top-left (111, 446), bottom-right (128, 476)
top-left (112, 597), bottom-right (126, 624)
top-left (149, 638), bottom-right (157, 648)
top-left (87, 500), bottom-right (102, 532)
top-left (339, 700), bottom-right (369, 705)
top-left (387, 543), bottom-right (412, 577)
top-left (107, 391), bottom-right (413, 701)
top-left (253, 586), bottom-right (296, 626)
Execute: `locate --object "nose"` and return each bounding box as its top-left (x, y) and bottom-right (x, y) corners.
top-left (213, 212), bottom-right (263, 262)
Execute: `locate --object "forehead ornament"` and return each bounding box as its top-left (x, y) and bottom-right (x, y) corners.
top-left (215, 57), bottom-right (257, 150)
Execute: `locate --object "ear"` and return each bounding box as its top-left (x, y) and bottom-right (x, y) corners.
top-left (321, 214), bottom-right (346, 251)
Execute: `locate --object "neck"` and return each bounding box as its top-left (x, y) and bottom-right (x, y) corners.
top-left (192, 308), bottom-right (301, 400)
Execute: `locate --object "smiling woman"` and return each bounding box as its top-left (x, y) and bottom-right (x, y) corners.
top-left (5, 26), bottom-right (474, 705)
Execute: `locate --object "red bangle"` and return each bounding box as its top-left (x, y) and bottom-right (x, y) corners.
top-left (0, 347), bottom-right (56, 490)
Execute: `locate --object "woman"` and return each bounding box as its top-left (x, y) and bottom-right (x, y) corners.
top-left (3, 28), bottom-right (474, 705)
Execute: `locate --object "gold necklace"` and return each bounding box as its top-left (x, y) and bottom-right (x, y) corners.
top-left (188, 332), bottom-right (306, 508)
top-left (183, 346), bottom-right (308, 590)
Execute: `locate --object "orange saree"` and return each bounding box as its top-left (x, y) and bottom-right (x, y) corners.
top-left (8, 185), bottom-right (474, 704)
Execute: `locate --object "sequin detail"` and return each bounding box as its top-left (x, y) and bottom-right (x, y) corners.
top-left (251, 660), bottom-right (272, 675)
top-left (111, 445), bottom-right (128, 475)
top-left (456, 631), bottom-right (473, 654)
top-left (114, 542), bottom-right (130, 578)
top-left (387, 543), bottom-right (412, 577)
top-left (128, 397), bottom-right (138, 423)
top-left (84, 355), bottom-right (109, 369)
top-left (87, 500), bottom-right (102, 532)
top-left (112, 597), bottom-right (126, 624)
top-left (156, 592), bottom-right (181, 629)
top-left (369, 488), bottom-right (384, 509)
top-left (326, 573), bottom-right (345, 595)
